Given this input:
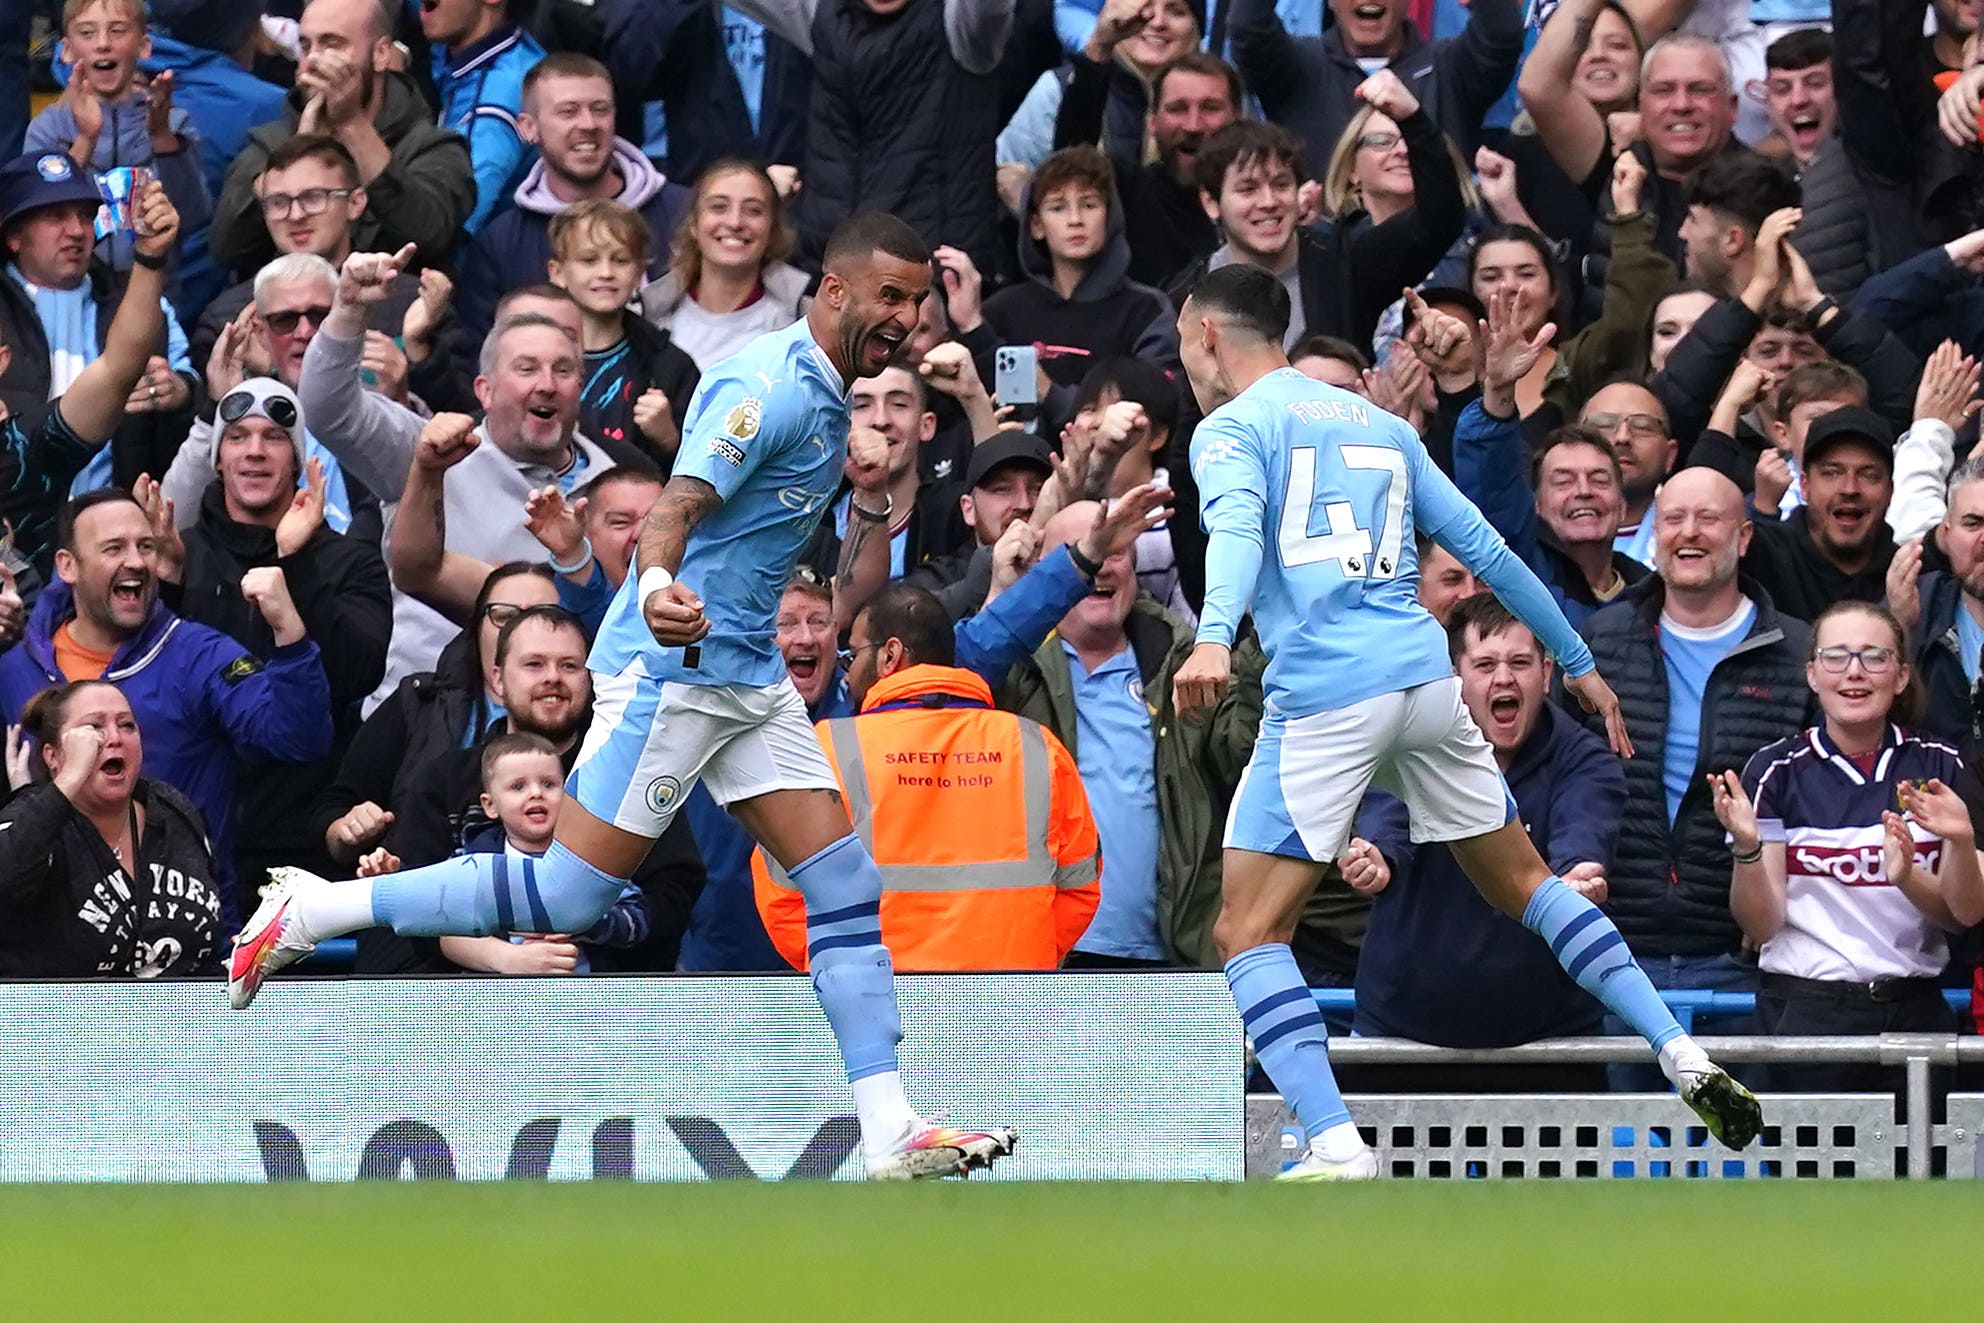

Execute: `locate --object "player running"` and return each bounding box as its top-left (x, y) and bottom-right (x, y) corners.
top-left (1170, 265), bottom-right (1763, 1180)
top-left (228, 213), bottom-right (1017, 1181)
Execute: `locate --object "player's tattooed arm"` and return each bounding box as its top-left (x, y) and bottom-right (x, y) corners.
top-left (638, 475), bottom-right (723, 577)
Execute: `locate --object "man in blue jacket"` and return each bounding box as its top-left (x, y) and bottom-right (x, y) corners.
top-left (419, 0), bottom-right (545, 233)
top-left (1352, 594), bottom-right (1625, 1090)
top-left (0, 488), bottom-right (335, 923)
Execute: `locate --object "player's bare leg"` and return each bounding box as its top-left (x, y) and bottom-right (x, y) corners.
top-left (1216, 848), bottom-right (1377, 1181)
top-left (231, 799), bottom-right (651, 1010)
top-left (1447, 821), bottom-right (1764, 1149)
top-left (728, 787), bottom-right (1017, 1179)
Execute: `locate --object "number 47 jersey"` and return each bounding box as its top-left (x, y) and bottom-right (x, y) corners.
top-left (1191, 368), bottom-right (1554, 720)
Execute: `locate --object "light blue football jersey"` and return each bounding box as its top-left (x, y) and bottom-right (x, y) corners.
top-left (1191, 367), bottom-right (1593, 718)
top-left (591, 318), bottom-right (849, 688)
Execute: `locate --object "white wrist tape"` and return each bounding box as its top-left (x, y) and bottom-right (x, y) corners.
top-left (637, 565), bottom-right (675, 603)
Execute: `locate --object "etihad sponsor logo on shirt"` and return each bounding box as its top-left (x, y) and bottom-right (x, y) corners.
top-left (1790, 841), bottom-right (1942, 887)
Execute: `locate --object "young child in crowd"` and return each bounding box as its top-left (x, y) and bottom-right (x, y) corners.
top-left (545, 198), bottom-right (699, 475)
top-left (24, 0), bottom-right (210, 275)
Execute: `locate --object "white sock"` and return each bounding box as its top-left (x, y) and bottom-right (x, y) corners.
top-left (291, 879), bottom-right (377, 942)
top-left (1312, 1120), bottom-right (1367, 1163)
top-left (1658, 1033), bottom-right (1710, 1087)
top-left (851, 1070), bottom-right (920, 1158)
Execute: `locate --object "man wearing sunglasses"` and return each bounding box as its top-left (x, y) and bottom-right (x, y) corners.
top-left (168, 377), bottom-right (392, 884)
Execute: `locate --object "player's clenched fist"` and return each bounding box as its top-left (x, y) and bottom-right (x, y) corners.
top-left (846, 425), bottom-right (890, 493)
top-left (643, 578), bottom-right (710, 648)
top-left (1172, 641), bottom-right (1232, 724)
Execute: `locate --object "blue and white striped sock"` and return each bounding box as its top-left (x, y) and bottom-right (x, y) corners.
top-left (1226, 942), bottom-right (1353, 1144)
top-left (1523, 877), bottom-right (1684, 1054)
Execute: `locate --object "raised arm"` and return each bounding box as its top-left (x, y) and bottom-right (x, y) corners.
top-left (298, 246), bottom-right (426, 498)
top-left (832, 428), bottom-right (896, 634)
top-left (1517, 0), bottom-right (1611, 184)
top-left (387, 413), bottom-right (496, 624)
top-left (57, 181), bottom-right (177, 443)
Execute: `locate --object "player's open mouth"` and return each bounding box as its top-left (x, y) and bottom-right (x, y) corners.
top-left (865, 329), bottom-right (905, 367)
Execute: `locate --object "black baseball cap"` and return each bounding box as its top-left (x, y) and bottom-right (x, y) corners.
top-left (964, 433), bottom-right (1053, 490)
top-left (1411, 285), bottom-right (1488, 327)
top-left (1801, 406), bottom-right (1895, 471)
top-left (0, 152), bottom-right (101, 230)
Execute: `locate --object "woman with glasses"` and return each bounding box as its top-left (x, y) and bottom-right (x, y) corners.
top-left (1309, 71), bottom-right (1472, 355)
top-left (1712, 601), bottom-right (1980, 1091)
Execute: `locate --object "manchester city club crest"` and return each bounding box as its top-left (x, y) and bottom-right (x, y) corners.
top-left (646, 776), bottom-right (683, 814)
top-left (38, 154), bottom-right (70, 181)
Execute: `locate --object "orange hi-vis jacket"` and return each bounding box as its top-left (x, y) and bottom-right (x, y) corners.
top-left (753, 664), bottom-right (1101, 971)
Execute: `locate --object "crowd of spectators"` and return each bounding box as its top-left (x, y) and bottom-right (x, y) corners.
top-left (0, 0), bottom-right (1983, 1090)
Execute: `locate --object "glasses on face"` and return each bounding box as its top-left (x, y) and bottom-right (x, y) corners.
top-left (482, 603), bottom-right (525, 628)
top-left (218, 388), bottom-right (299, 429)
top-left (835, 642), bottom-right (879, 671)
top-left (1814, 645), bottom-right (1897, 675)
top-left (258, 188), bottom-right (353, 220)
top-left (1585, 411), bottom-right (1666, 437)
top-left (260, 305), bottom-right (332, 336)
top-left (1357, 131), bottom-right (1402, 153)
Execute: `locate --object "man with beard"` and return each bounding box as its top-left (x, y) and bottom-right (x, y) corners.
top-left (753, 582), bottom-right (1101, 971)
top-left (171, 378), bottom-right (391, 884)
top-left (299, 247), bottom-right (618, 704)
top-left (1050, 51), bottom-right (1240, 284)
top-left (209, 0), bottom-right (474, 276)
top-left (236, 213), bottom-right (1021, 1184)
top-left (1577, 466), bottom-right (1815, 1085)
top-left (1677, 153), bottom-right (1802, 301)
top-left (416, 0), bottom-right (544, 235)
top-left (1353, 595), bottom-right (1623, 1089)
top-left (1581, 381), bottom-right (1676, 569)
top-left (0, 487), bottom-right (335, 924)
top-left (356, 604), bottom-right (707, 973)
top-left (455, 54), bottom-right (692, 344)
top-left (1742, 406), bottom-right (1899, 622)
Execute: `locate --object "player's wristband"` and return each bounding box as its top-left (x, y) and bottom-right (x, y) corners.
top-left (548, 537), bottom-right (594, 576)
top-left (637, 565), bottom-right (674, 603)
top-left (851, 493), bottom-right (893, 523)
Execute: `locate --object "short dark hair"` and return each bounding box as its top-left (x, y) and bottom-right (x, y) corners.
top-left (494, 604), bottom-right (585, 669)
top-left (1444, 592), bottom-right (1534, 661)
top-left (1686, 153), bottom-right (1801, 234)
top-left (1030, 145), bottom-right (1115, 218)
top-left (574, 463), bottom-right (664, 507)
top-left (1073, 356), bottom-right (1180, 441)
top-left (858, 584), bottom-right (956, 668)
top-left (1194, 120), bottom-right (1306, 199)
top-left (1764, 27), bottom-right (1832, 72)
top-left (823, 211), bottom-right (930, 272)
top-left (480, 731), bottom-right (561, 789)
top-left (523, 51), bottom-right (614, 105)
top-left (262, 133), bottom-right (361, 188)
top-left (21, 679), bottom-right (124, 780)
top-left (1532, 425), bottom-right (1625, 489)
top-left (58, 487), bottom-right (143, 553)
top-left (1774, 360), bottom-right (1866, 416)
top-left (1185, 263), bottom-right (1291, 347)
top-left (1289, 334), bottom-right (1371, 373)
top-left (1151, 51), bottom-right (1243, 112)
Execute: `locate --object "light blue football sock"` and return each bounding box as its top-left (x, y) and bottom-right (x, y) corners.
top-left (367, 840), bottom-right (630, 937)
top-left (790, 834), bottom-right (902, 1083)
top-left (1226, 942), bottom-right (1351, 1140)
top-left (1523, 876), bottom-right (1684, 1054)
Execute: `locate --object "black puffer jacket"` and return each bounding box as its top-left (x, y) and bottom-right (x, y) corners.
top-left (1575, 577), bottom-right (1818, 955)
top-left (1908, 570), bottom-right (1981, 757)
top-left (1792, 138), bottom-right (1873, 302)
top-left (799, 0), bottom-right (1005, 278)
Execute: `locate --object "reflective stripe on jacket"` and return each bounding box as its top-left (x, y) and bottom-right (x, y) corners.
top-left (753, 664), bottom-right (1100, 971)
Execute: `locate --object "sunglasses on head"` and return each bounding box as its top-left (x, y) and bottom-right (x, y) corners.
top-left (261, 305), bottom-right (332, 336)
top-left (218, 389), bottom-right (298, 430)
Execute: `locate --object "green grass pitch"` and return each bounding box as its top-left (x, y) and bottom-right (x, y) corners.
top-left (3, 1181), bottom-right (1971, 1321)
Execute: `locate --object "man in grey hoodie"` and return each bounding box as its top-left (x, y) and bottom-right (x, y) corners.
top-left (454, 52), bottom-right (690, 345)
top-left (299, 244), bottom-right (616, 713)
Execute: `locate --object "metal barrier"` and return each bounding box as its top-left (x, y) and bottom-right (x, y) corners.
top-left (1307, 988), bottom-right (1975, 1027)
top-left (1248, 1034), bottom-right (1984, 1180)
